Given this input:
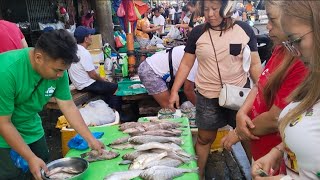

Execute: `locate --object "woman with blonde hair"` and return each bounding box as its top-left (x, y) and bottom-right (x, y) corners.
top-left (221, 0), bottom-right (308, 166)
top-left (251, 0), bottom-right (320, 179)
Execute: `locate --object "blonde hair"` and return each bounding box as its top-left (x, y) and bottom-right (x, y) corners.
top-left (279, 0), bottom-right (320, 139)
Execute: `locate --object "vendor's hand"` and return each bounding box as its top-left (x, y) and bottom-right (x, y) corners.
top-left (88, 138), bottom-right (105, 155)
top-left (28, 156), bottom-right (48, 180)
top-left (168, 91), bottom-right (180, 109)
top-left (221, 130), bottom-right (240, 151)
top-left (236, 112), bottom-right (259, 140)
top-left (251, 148), bottom-right (283, 179)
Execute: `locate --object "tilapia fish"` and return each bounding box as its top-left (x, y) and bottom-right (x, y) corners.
top-left (135, 142), bottom-right (173, 151)
top-left (129, 152), bottom-right (168, 170)
top-left (128, 135), bottom-right (182, 145)
top-left (141, 129), bottom-right (182, 137)
top-left (119, 122), bottom-right (142, 131)
top-left (150, 149), bottom-right (192, 163)
top-left (140, 166), bottom-right (198, 180)
top-left (144, 123), bottom-right (177, 131)
top-left (86, 149), bottom-right (119, 162)
top-left (144, 157), bottom-right (183, 168)
top-left (109, 136), bottom-right (129, 145)
top-left (46, 167), bottom-right (81, 179)
top-left (109, 143), bottom-right (135, 150)
top-left (122, 150), bottom-right (147, 161)
top-left (104, 170), bottom-right (143, 180)
top-left (149, 119), bottom-right (182, 127)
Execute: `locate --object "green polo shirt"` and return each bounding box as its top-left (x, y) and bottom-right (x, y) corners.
top-left (0, 48), bottom-right (72, 148)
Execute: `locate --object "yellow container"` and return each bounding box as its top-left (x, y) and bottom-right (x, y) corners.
top-left (210, 126), bottom-right (232, 151)
top-left (61, 128), bottom-right (77, 157)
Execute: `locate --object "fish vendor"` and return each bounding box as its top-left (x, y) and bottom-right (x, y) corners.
top-left (0, 29), bottom-right (104, 180)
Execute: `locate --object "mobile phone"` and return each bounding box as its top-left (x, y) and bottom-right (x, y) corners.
top-left (256, 169), bottom-right (269, 177)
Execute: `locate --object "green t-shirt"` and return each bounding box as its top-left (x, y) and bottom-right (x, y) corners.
top-left (0, 48), bottom-right (72, 148)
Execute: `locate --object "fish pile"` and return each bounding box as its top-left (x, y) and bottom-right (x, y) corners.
top-left (81, 149), bottom-right (119, 162)
top-left (104, 119), bottom-right (198, 180)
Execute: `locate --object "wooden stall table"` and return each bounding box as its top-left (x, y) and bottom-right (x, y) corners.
top-left (65, 117), bottom-right (199, 180)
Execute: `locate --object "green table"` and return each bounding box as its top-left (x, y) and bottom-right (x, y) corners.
top-left (66, 117), bottom-right (199, 180)
top-left (116, 78), bottom-right (147, 96)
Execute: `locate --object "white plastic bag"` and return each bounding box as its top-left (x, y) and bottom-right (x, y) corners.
top-left (79, 100), bottom-right (116, 126)
top-left (167, 26), bottom-right (181, 40)
top-left (150, 35), bottom-right (163, 46)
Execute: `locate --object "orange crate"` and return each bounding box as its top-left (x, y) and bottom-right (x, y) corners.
top-left (61, 128), bottom-right (78, 157)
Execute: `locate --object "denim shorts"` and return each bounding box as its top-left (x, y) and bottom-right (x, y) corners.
top-left (195, 79), bottom-right (250, 131)
top-left (138, 61), bottom-right (168, 95)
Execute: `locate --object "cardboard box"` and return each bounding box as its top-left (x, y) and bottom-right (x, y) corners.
top-left (88, 34), bottom-right (103, 50)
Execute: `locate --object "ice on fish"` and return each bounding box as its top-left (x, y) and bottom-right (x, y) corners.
top-left (104, 170), bottom-right (143, 180)
top-left (140, 166), bottom-right (198, 180)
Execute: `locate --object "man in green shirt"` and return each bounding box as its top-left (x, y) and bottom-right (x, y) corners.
top-left (0, 29), bottom-right (104, 180)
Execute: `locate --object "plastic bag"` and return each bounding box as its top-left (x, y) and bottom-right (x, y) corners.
top-left (117, 2), bottom-right (125, 17)
top-left (150, 35), bottom-right (163, 46)
top-left (128, 1), bottom-right (138, 21)
top-left (68, 132), bottom-right (104, 150)
top-left (167, 26), bottom-right (181, 40)
top-left (10, 150), bottom-right (29, 173)
top-left (79, 100), bottom-right (116, 126)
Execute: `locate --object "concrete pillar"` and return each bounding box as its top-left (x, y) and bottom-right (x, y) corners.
top-left (95, 0), bottom-right (114, 48)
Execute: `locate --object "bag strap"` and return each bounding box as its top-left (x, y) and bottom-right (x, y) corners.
top-left (166, 47), bottom-right (175, 89)
top-left (208, 29), bottom-right (223, 88)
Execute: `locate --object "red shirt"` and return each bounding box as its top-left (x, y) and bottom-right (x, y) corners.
top-left (0, 20), bottom-right (24, 53)
top-left (250, 46), bottom-right (308, 160)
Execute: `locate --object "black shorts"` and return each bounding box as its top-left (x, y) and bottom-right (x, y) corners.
top-left (195, 92), bottom-right (237, 131)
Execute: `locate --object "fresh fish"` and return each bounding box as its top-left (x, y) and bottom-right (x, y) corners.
top-left (150, 149), bottom-right (192, 163)
top-left (109, 136), bottom-right (130, 145)
top-left (109, 143), bottom-right (135, 150)
top-left (122, 150), bottom-right (147, 161)
top-left (141, 129), bottom-right (182, 137)
top-left (46, 167), bottom-right (81, 177)
top-left (123, 128), bottom-right (145, 134)
top-left (149, 119), bottom-right (182, 127)
top-left (144, 123), bottom-right (177, 131)
top-left (129, 152), bottom-right (167, 170)
top-left (86, 149), bottom-right (119, 162)
top-left (104, 170), bottom-right (143, 180)
top-left (118, 160), bottom-right (132, 165)
top-left (119, 122), bottom-right (143, 131)
top-left (144, 157), bottom-right (183, 168)
top-left (49, 172), bottom-right (75, 179)
top-left (128, 135), bottom-right (182, 145)
top-left (140, 166), bottom-right (198, 180)
top-left (135, 142), bottom-right (173, 151)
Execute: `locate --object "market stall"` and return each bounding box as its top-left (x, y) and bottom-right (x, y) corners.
top-left (65, 117), bottom-right (199, 180)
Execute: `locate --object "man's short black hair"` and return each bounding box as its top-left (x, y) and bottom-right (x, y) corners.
top-left (153, 8), bottom-right (160, 13)
top-left (35, 29), bottom-right (79, 64)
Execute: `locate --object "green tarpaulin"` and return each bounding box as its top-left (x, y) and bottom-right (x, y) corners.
top-left (116, 78), bottom-right (147, 96)
top-left (66, 117), bottom-right (199, 180)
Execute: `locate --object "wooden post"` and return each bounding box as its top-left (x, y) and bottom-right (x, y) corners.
top-left (95, 0), bottom-right (114, 48)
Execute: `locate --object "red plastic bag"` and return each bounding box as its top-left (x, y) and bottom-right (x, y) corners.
top-left (115, 36), bottom-right (124, 48)
top-left (128, 1), bottom-right (138, 22)
top-left (117, 3), bottom-right (125, 17)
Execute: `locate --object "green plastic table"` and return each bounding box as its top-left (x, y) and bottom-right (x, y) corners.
top-left (66, 117), bottom-right (199, 180)
top-left (116, 78), bottom-right (147, 96)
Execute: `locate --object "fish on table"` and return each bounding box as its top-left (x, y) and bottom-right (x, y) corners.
top-left (82, 149), bottom-right (119, 162)
top-left (109, 136), bottom-right (130, 145)
top-left (104, 170), bottom-right (143, 180)
top-left (129, 152), bottom-right (168, 170)
top-left (140, 166), bottom-right (198, 180)
top-left (109, 143), bottom-right (135, 150)
top-left (128, 135), bottom-right (182, 145)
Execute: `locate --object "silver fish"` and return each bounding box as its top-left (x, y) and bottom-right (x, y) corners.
top-left (122, 150), bottom-right (147, 161)
top-left (123, 128), bottom-right (145, 134)
top-left (109, 143), bottom-right (135, 150)
top-left (144, 157), bottom-right (183, 168)
top-left (86, 149), bottom-right (119, 162)
top-left (144, 123), bottom-right (176, 131)
top-left (109, 136), bottom-right (130, 145)
top-left (46, 167), bottom-right (81, 177)
top-left (150, 149), bottom-right (192, 163)
top-left (128, 135), bottom-right (182, 145)
top-left (129, 152), bottom-right (167, 170)
top-left (49, 172), bottom-right (75, 179)
top-left (119, 122), bottom-right (143, 131)
top-left (141, 129), bottom-right (182, 137)
top-left (135, 142), bottom-right (173, 151)
top-left (104, 170), bottom-right (143, 180)
top-left (140, 166), bottom-right (198, 180)
top-left (149, 119), bottom-right (182, 127)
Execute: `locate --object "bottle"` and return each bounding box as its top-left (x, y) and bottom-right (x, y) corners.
top-left (99, 61), bottom-right (106, 79)
top-left (10, 150), bottom-right (29, 173)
